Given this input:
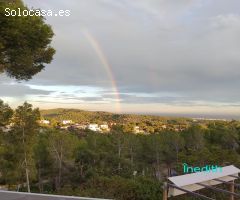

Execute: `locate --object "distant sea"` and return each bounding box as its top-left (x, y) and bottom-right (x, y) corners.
top-left (124, 112), bottom-right (240, 120)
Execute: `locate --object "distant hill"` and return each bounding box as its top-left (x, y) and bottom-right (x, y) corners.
top-left (40, 108), bottom-right (190, 124)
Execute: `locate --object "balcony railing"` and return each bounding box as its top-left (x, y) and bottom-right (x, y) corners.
top-left (0, 190), bottom-right (112, 200)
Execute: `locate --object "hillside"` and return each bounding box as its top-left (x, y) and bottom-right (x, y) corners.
top-left (40, 108), bottom-right (191, 124)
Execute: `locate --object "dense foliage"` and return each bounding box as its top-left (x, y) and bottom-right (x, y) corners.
top-left (1, 101), bottom-right (240, 199)
top-left (0, 0), bottom-right (55, 80)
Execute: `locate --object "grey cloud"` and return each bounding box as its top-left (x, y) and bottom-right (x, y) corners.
top-left (0, 81), bottom-right (52, 98)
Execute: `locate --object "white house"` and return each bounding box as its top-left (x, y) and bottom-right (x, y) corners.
top-left (87, 124), bottom-right (101, 132)
top-left (100, 124), bottom-right (109, 130)
top-left (161, 125), bottom-right (167, 129)
top-left (1, 123), bottom-right (14, 133)
top-left (62, 120), bottom-right (73, 125)
top-left (73, 124), bottom-right (87, 130)
top-left (133, 126), bottom-right (140, 133)
top-left (1, 125), bottom-right (12, 133)
top-left (60, 126), bottom-right (69, 130)
top-left (133, 126), bottom-right (145, 134)
top-left (100, 124), bottom-right (110, 132)
top-left (40, 120), bottom-right (50, 125)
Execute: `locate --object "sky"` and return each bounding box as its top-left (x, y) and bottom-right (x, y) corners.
top-left (1, 0), bottom-right (240, 118)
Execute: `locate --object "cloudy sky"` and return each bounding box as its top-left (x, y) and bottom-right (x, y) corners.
top-left (1, 0), bottom-right (240, 118)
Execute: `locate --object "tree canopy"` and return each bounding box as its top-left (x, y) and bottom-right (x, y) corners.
top-left (0, 0), bottom-right (55, 80)
top-left (1, 100), bottom-right (240, 199)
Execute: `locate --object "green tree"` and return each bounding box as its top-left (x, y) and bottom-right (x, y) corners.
top-left (11, 102), bottom-right (40, 192)
top-left (0, 99), bottom-right (13, 127)
top-left (160, 131), bottom-right (184, 176)
top-left (112, 125), bottom-right (126, 174)
top-left (0, 99), bottom-right (12, 169)
top-left (48, 129), bottom-right (79, 191)
top-left (75, 139), bottom-right (97, 181)
top-left (34, 133), bottom-right (53, 192)
top-left (182, 125), bottom-right (205, 151)
top-left (207, 122), bottom-right (239, 151)
top-left (0, 0), bottom-right (55, 80)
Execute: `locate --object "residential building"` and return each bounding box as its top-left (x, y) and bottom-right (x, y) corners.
top-left (87, 124), bottom-right (101, 132)
top-left (133, 126), bottom-right (141, 134)
top-left (100, 124), bottom-right (109, 129)
top-left (62, 120), bottom-right (73, 125)
top-left (73, 124), bottom-right (87, 130)
top-left (40, 119), bottom-right (50, 125)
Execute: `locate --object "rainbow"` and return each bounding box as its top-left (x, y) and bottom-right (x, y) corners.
top-left (82, 30), bottom-right (121, 113)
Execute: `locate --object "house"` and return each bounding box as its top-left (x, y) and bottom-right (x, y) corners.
top-left (133, 126), bottom-right (145, 134)
top-left (109, 122), bottom-right (117, 127)
top-left (87, 124), bottom-right (101, 132)
top-left (161, 125), bottom-right (167, 129)
top-left (1, 123), bottom-right (14, 133)
top-left (73, 124), bottom-right (87, 130)
top-left (134, 126), bottom-right (144, 134)
top-left (40, 119), bottom-right (50, 125)
top-left (60, 126), bottom-right (69, 130)
top-left (133, 126), bottom-right (140, 133)
top-left (100, 124), bottom-right (109, 129)
top-left (100, 124), bottom-right (110, 132)
top-left (1, 125), bottom-right (12, 133)
top-left (62, 120), bottom-right (73, 125)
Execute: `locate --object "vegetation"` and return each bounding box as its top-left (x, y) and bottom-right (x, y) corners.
top-left (0, 0), bottom-right (55, 80)
top-left (41, 108), bottom-right (191, 133)
top-left (1, 100), bottom-right (240, 199)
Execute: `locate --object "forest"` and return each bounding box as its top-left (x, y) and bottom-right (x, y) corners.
top-left (1, 100), bottom-right (240, 200)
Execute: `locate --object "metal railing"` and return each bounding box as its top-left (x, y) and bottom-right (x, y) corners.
top-left (0, 190), bottom-right (112, 200)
